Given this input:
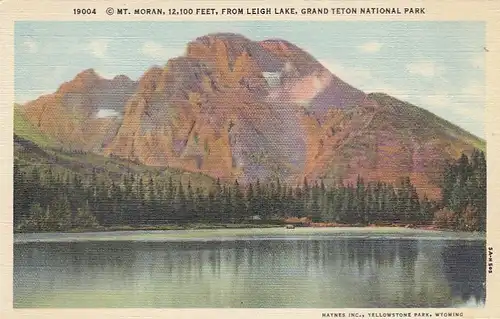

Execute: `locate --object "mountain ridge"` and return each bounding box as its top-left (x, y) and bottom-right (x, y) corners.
top-left (17, 32), bottom-right (485, 199)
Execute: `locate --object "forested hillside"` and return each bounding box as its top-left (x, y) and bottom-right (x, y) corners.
top-left (14, 137), bottom-right (486, 233)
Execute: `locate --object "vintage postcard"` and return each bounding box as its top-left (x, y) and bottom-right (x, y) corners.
top-left (1, 0), bottom-right (499, 318)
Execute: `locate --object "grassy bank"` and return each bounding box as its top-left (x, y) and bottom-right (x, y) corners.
top-left (14, 221), bottom-right (480, 235)
top-left (14, 225), bottom-right (486, 245)
top-left (14, 222), bottom-right (286, 234)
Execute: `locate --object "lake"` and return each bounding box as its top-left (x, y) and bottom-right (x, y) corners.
top-left (13, 227), bottom-right (486, 308)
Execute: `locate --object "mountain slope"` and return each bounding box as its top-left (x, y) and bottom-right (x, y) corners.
top-left (14, 104), bottom-right (60, 148)
top-left (104, 33), bottom-right (368, 183)
top-left (17, 33), bottom-right (485, 200)
top-left (301, 93), bottom-right (484, 197)
top-left (20, 70), bottom-right (138, 152)
top-left (14, 132), bottom-right (216, 193)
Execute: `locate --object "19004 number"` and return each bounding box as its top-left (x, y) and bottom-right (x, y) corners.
top-left (74, 9), bottom-right (97, 14)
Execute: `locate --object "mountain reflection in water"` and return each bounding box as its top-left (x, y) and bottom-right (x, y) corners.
top-left (14, 238), bottom-right (485, 308)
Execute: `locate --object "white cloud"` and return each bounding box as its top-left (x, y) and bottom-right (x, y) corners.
top-left (462, 82), bottom-right (484, 98)
top-left (420, 92), bottom-right (450, 108)
top-left (418, 88), bottom-right (484, 135)
top-left (320, 60), bottom-right (414, 101)
top-left (141, 41), bottom-right (169, 60)
top-left (16, 90), bottom-right (50, 104)
top-left (405, 61), bottom-right (443, 78)
top-left (450, 101), bottom-right (484, 134)
top-left (22, 40), bottom-right (38, 54)
top-left (359, 41), bottom-right (383, 53)
top-left (86, 39), bottom-right (109, 59)
top-left (455, 105), bottom-right (483, 119)
top-left (319, 59), bottom-right (484, 137)
top-left (320, 59), bottom-right (482, 137)
top-left (96, 70), bottom-right (117, 79)
top-left (470, 54), bottom-right (484, 70)
top-left (416, 91), bottom-right (482, 136)
top-left (320, 60), bottom-right (373, 88)
top-left (320, 60), bottom-right (413, 101)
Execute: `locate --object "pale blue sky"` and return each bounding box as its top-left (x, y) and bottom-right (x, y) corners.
top-left (15, 21), bottom-right (485, 138)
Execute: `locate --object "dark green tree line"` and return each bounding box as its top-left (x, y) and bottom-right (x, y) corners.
top-left (438, 149), bottom-right (486, 231)
top-left (14, 148), bottom-right (486, 232)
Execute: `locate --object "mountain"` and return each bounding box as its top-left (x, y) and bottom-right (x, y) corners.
top-left (19, 70), bottom-right (137, 153)
top-left (17, 32), bottom-right (485, 199)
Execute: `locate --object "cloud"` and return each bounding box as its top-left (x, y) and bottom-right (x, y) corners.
top-left (319, 60), bottom-right (373, 88)
top-left (96, 70), bottom-right (117, 79)
top-left (420, 92), bottom-right (450, 108)
top-left (450, 101), bottom-right (484, 134)
top-left (417, 87), bottom-right (484, 136)
top-left (22, 40), bottom-right (38, 53)
top-left (405, 61), bottom-right (443, 78)
top-left (141, 41), bottom-right (169, 60)
top-left (320, 60), bottom-right (413, 102)
top-left (16, 90), bottom-right (51, 104)
top-left (358, 41), bottom-right (382, 53)
top-left (462, 82), bottom-right (484, 98)
top-left (455, 105), bottom-right (483, 119)
top-left (86, 39), bottom-right (109, 59)
top-left (470, 54), bottom-right (484, 70)
top-left (320, 60), bottom-right (482, 136)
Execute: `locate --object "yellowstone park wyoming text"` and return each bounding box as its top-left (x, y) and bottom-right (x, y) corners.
top-left (3, 1), bottom-right (499, 318)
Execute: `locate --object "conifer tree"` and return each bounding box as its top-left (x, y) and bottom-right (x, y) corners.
top-left (195, 187), bottom-right (205, 220)
top-left (246, 182), bottom-right (255, 218)
top-left (166, 176), bottom-right (176, 222)
top-left (294, 184), bottom-right (303, 217)
top-left (175, 180), bottom-right (187, 223)
top-left (147, 175), bottom-right (156, 223)
top-left (303, 177), bottom-right (310, 217)
top-left (186, 179), bottom-right (195, 221)
top-left (232, 180), bottom-right (245, 222)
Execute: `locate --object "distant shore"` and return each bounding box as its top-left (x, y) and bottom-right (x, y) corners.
top-left (14, 225), bottom-right (486, 244)
top-left (13, 221), bottom-right (480, 235)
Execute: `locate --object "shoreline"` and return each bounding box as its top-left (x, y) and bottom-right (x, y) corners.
top-left (14, 221), bottom-right (471, 235)
top-left (14, 225), bottom-right (486, 244)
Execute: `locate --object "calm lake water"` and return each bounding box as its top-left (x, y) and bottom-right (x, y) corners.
top-left (14, 228), bottom-right (486, 308)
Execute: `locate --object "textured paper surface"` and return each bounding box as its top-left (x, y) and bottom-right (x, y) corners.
top-left (1, 0), bottom-right (499, 318)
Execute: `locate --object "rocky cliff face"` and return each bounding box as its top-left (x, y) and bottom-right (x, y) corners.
top-left (104, 33), bottom-right (367, 183)
top-left (19, 33), bottom-right (484, 198)
top-left (21, 69), bottom-right (137, 152)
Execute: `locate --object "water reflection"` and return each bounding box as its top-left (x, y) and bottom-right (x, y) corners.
top-left (442, 241), bottom-right (486, 304)
top-left (14, 239), bottom-right (486, 308)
